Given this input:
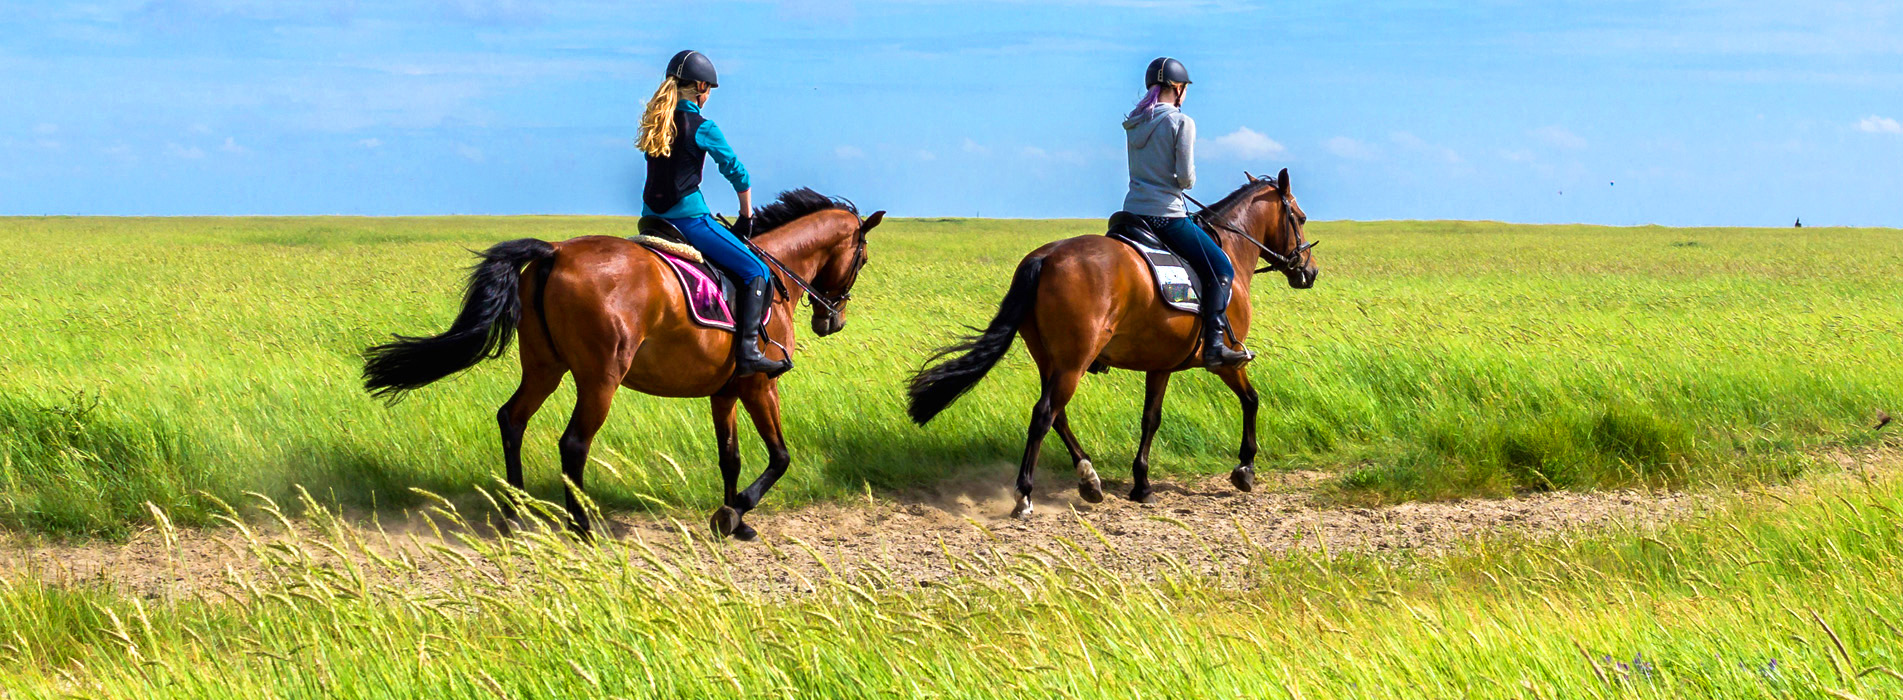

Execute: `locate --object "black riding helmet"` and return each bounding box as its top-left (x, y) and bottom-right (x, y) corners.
top-left (1145, 57), bottom-right (1191, 88)
top-left (666, 49), bottom-right (718, 88)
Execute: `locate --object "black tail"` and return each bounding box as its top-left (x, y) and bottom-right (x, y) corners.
top-left (906, 256), bottom-right (1045, 425)
top-left (363, 238), bottom-right (556, 402)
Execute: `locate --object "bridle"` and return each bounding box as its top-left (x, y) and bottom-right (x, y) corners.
top-left (810, 223), bottom-right (870, 317)
top-left (1186, 185), bottom-right (1316, 275)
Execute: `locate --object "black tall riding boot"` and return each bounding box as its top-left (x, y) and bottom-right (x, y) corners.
top-left (1198, 280), bottom-right (1254, 368)
top-left (733, 277), bottom-right (793, 378)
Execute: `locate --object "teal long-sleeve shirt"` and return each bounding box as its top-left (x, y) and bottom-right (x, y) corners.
top-left (642, 101), bottom-right (751, 218)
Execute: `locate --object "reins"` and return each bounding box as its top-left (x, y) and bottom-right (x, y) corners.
top-left (1184, 188), bottom-right (1317, 275)
top-left (719, 214), bottom-right (865, 318)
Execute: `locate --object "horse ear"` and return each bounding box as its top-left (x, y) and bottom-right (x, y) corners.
top-left (860, 210), bottom-right (886, 233)
top-left (1276, 168), bottom-right (1290, 194)
top-left (1244, 170), bottom-right (1259, 182)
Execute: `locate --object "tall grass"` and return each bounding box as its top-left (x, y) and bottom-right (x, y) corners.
top-left (3, 454), bottom-right (1902, 698)
top-left (2, 216), bottom-right (1899, 534)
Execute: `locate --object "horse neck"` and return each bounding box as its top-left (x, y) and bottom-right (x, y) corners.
top-left (1215, 199), bottom-right (1269, 290)
top-left (753, 217), bottom-right (845, 293)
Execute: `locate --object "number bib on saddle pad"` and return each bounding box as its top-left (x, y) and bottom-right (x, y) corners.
top-left (1103, 211), bottom-right (1202, 314)
top-left (630, 217), bottom-right (771, 332)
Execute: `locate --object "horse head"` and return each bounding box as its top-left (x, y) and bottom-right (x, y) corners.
top-left (808, 209), bottom-right (884, 337)
top-left (1243, 168), bottom-right (1318, 289)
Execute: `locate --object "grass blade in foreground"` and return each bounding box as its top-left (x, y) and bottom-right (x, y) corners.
top-left (3, 454), bottom-right (1903, 698)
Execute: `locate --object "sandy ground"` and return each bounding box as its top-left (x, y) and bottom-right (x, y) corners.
top-left (5, 446), bottom-right (1895, 599)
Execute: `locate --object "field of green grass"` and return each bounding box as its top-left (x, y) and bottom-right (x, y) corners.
top-left (1, 216), bottom-right (1900, 536)
top-left (4, 215), bottom-right (1903, 698)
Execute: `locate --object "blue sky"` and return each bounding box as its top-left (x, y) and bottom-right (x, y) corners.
top-left (3, 1), bottom-right (1900, 225)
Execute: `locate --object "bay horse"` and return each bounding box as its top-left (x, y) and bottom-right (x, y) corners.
top-left (907, 169), bottom-right (1316, 517)
top-left (363, 189), bottom-right (884, 539)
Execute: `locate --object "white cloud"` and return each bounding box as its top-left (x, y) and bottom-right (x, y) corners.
top-left (455, 143), bottom-right (484, 162)
top-left (33, 123), bottom-right (58, 135)
top-left (834, 145), bottom-right (864, 159)
top-left (916, 149), bottom-right (937, 161)
top-left (1391, 131), bottom-right (1462, 163)
top-left (1531, 125), bottom-right (1587, 150)
top-left (1015, 146), bottom-right (1092, 164)
top-left (1205, 126), bottom-right (1287, 159)
top-left (961, 138), bottom-right (990, 155)
top-left (1857, 115), bottom-right (1902, 134)
top-left (165, 143), bottom-right (205, 159)
top-left (1323, 136), bottom-right (1380, 161)
top-left (358, 138), bottom-right (383, 149)
top-left (220, 137), bottom-right (247, 154)
top-left (1500, 149), bottom-right (1536, 163)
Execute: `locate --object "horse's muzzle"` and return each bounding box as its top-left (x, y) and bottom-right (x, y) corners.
top-left (812, 312), bottom-right (846, 337)
top-left (1287, 267), bottom-right (1319, 290)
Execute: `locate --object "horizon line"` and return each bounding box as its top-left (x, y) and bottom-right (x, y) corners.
top-left (0, 214), bottom-right (1888, 230)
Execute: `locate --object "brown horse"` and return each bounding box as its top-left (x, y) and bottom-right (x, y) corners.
top-left (907, 169), bottom-right (1316, 517)
top-left (363, 189), bottom-right (884, 538)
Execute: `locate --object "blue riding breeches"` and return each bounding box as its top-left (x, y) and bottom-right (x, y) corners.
top-left (665, 215), bottom-right (770, 284)
top-left (1143, 215), bottom-right (1234, 310)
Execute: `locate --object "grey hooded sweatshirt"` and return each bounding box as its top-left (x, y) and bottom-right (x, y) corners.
top-left (1122, 103), bottom-right (1196, 217)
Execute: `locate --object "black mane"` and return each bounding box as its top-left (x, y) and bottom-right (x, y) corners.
top-left (1205, 178), bottom-right (1279, 218)
top-left (750, 187), bottom-right (858, 237)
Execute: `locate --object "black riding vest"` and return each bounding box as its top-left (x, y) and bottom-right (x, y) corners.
top-left (643, 108), bottom-right (707, 215)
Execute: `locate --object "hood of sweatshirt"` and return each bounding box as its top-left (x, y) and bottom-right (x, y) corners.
top-left (1122, 104), bottom-right (1176, 150)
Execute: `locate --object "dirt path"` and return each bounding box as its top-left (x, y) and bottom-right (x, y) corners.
top-left (5, 448), bottom-right (1894, 598)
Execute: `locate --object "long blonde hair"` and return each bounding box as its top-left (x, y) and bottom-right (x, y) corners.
top-left (637, 78), bottom-right (705, 157)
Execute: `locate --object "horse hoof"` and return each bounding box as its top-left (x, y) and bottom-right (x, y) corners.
top-left (710, 506), bottom-right (741, 538)
top-left (1011, 495), bottom-right (1034, 519)
top-left (731, 521), bottom-right (758, 542)
top-left (1230, 465), bottom-right (1256, 493)
top-left (1076, 460), bottom-right (1104, 503)
top-left (1128, 489), bottom-right (1157, 504)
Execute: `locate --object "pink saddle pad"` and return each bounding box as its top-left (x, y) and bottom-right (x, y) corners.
top-left (645, 245), bottom-right (770, 331)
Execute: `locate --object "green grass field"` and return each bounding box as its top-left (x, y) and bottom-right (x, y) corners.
top-left (5, 215), bottom-right (1903, 698)
top-left (2, 216), bottom-right (1900, 535)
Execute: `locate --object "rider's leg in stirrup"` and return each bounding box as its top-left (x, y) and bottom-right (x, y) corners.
top-left (669, 215), bottom-right (791, 377)
top-left (1155, 217), bottom-right (1251, 368)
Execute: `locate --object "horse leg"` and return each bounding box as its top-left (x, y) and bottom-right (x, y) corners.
top-left (557, 375), bottom-right (620, 538)
top-left (719, 381), bottom-right (787, 540)
top-left (1052, 412), bottom-right (1101, 504)
top-left (706, 395), bottom-right (752, 540)
top-left (1213, 366), bottom-right (1260, 492)
top-left (1129, 371), bottom-right (1172, 503)
top-left (1013, 368), bottom-right (1084, 518)
top-left (494, 362), bottom-right (564, 530)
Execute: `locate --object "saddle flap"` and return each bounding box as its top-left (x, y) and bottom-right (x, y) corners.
top-left (637, 216), bottom-right (686, 243)
top-left (629, 238), bottom-right (777, 333)
top-left (1104, 211), bottom-right (1202, 314)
